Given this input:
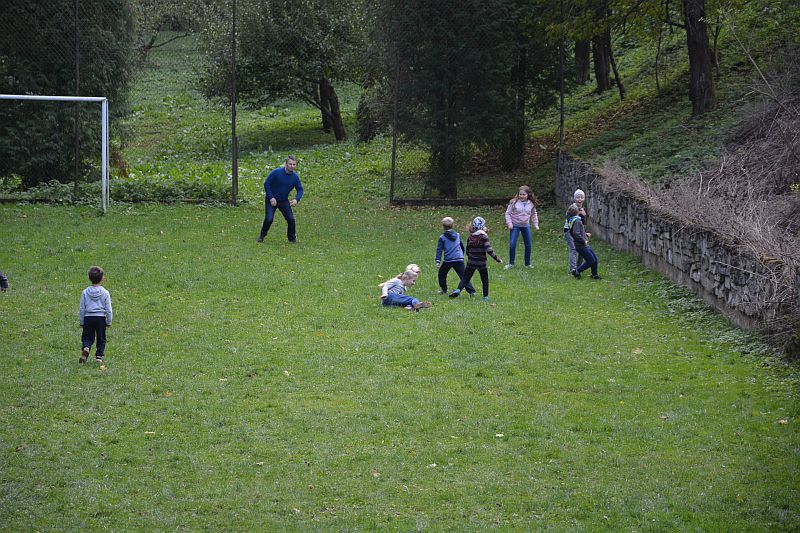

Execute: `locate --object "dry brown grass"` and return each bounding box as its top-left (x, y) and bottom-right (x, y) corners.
top-left (600, 67), bottom-right (800, 339)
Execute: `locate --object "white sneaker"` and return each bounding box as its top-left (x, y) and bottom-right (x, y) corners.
top-left (504, 264), bottom-right (514, 270)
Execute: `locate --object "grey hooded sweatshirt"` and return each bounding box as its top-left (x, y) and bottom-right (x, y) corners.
top-left (79, 285), bottom-right (113, 325)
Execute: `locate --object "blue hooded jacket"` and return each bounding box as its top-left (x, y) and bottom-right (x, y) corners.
top-left (435, 229), bottom-right (466, 263)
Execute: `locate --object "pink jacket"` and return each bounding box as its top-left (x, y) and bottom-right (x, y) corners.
top-left (505, 199), bottom-right (539, 229)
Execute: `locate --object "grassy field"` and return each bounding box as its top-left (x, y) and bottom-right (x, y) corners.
top-left (1, 199), bottom-right (798, 530)
top-left (1, 26), bottom-right (799, 531)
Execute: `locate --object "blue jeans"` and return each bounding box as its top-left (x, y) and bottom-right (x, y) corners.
top-left (383, 292), bottom-right (420, 308)
top-left (575, 246), bottom-right (598, 276)
top-left (260, 199), bottom-right (296, 242)
top-left (509, 225), bottom-right (532, 266)
top-left (565, 229), bottom-right (584, 272)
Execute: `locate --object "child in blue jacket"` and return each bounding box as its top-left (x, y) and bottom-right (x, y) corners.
top-left (435, 217), bottom-right (474, 295)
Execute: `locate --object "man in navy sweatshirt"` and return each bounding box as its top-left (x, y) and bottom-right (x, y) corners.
top-left (258, 155), bottom-right (304, 243)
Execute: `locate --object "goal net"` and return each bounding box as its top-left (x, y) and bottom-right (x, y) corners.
top-left (0, 94), bottom-right (109, 212)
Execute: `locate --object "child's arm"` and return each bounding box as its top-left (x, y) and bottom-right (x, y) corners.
top-left (79, 292), bottom-right (86, 326)
top-left (505, 203), bottom-right (514, 229)
top-left (435, 236), bottom-right (444, 265)
top-left (484, 237), bottom-right (503, 263)
top-left (105, 291), bottom-right (113, 326)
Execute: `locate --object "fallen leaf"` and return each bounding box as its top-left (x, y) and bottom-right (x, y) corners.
top-left (777, 419), bottom-right (789, 425)
top-left (255, 462), bottom-right (264, 466)
top-left (144, 431), bottom-right (155, 435)
top-left (495, 433), bottom-right (505, 438)
top-left (283, 370), bottom-right (290, 376)
top-left (372, 471), bottom-right (380, 478)
top-left (660, 415), bottom-right (669, 420)
top-left (219, 378), bottom-right (228, 382)
top-left (633, 348), bottom-right (643, 355)
top-left (427, 463), bottom-right (437, 468)
top-left (99, 365), bottom-right (107, 371)
top-left (164, 391), bottom-right (173, 397)
top-left (292, 508), bottom-right (301, 514)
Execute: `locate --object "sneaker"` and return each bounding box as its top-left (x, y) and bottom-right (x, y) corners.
top-left (449, 289), bottom-right (461, 298)
top-left (504, 264), bottom-right (514, 270)
top-left (79, 347), bottom-right (89, 364)
top-left (257, 236), bottom-right (264, 243)
top-left (572, 270), bottom-right (582, 279)
top-left (438, 289), bottom-right (447, 295)
top-left (591, 274), bottom-right (602, 280)
top-left (482, 296), bottom-right (490, 301)
top-left (525, 264), bottom-right (534, 269)
top-left (413, 300), bottom-right (433, 310)
top-left (95, 355), bottom-right (104, 363)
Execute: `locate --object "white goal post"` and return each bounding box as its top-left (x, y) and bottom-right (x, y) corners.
top-left (0, 94), bottom-right (109, 212)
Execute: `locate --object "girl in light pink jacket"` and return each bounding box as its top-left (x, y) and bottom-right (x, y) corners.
top-left (504, 185), bottom-right (539, 269)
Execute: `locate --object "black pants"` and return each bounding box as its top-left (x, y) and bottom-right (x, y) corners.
top-left (439, 261), bottom-right (474, 294)
top-left (260, 199), bottom-right (296, 242)
top-left (458, 267), bottom-right (490, 297)
top-left (82, 316), bottom-right (108, 356)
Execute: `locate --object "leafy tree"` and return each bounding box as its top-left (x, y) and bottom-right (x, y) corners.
top-left (131, 0), bottom-right (204, 63)
top-left (379, 0), bottom-right (560, 197)
top-left (202, 0), bottom-right (367, 141)
top-left (0, 0), bottom-right (134, 188)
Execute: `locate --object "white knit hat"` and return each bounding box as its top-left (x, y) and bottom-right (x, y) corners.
top-left (573, 189), bottom-right (585, 200)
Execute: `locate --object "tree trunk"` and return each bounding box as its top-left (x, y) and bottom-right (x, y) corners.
top-left (682, 0), bottom-right (715, 116)
top-left (318, 81), bottom-right (332, 133)
top-left (574, 40), bottom-right (591, 84)
top-left (430, 95), bottom-right (459, 199)
top-left (606, 33), bottom-right (625, 100)
top-left (592, 34), bottom-right (611, 93)
top-left (501, 45), bottom-right (527, 171)
top-left (319, 78), bottom-right (346, 141)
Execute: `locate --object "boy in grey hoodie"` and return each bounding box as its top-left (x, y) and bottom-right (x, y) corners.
top-left (79, 266), bottom-right (113, 363)
top-left (435, 217), bottom-right (474, 295)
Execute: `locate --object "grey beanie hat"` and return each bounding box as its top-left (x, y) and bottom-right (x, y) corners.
top-left (573, 189), bottom-right (585, 200)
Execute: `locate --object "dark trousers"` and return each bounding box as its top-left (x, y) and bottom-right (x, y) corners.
top-left (438, 261), bottom-right (474, 293)
top-left (458, 267), bottom-right (490, 297)
top-left (576, 246), bottom-right (598, 276)
top-left (260, 200), bottom-right (296, 242)
top-left (82, 316), bottom-right (108, 356)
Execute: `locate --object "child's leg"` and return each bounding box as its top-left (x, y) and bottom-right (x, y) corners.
top-left (383, 293), bottom-right (417, 307)
top-left (508, 227), bottom-right (520, 265)
top-left (576, 248), bottom-right (594, 274)
top-left (478, 268), bottom-right (490, 297)
top-left (458, 267), bottom-right (476, 291)
top-left (438, 263), bottom-right (452, 292)
top-left (585, 246), bottom-right (599, 276)
top-left (452, 262), bottom-right (475, 294)
top-left (565, 230), bottom-right (577, 272)
top-left (95, 321), bottom-right (108, 357)
top-left (521, 226), bottom-right (533, 266)
top-left (81, 317), bottom-right (100, 352)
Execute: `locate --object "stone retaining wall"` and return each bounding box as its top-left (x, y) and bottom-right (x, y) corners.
top-left (556, 154), bottom-right (798, 332)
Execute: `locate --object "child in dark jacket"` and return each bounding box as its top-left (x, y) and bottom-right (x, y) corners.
top-left (450, 217), bottom-right (503, 301)
top-left (435, 217), bottom-right (474, 295)
top-left (567, 203), bottom-right (601, 280)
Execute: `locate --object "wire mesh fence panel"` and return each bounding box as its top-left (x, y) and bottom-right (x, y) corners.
top-left (0, 1), bottom-right (133, 192)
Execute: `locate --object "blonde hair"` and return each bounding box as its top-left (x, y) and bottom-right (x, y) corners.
top-left (567, 203), bottom-right (580, 216)
top-left (441, 217), bottom-right (454, 229)
top-left (378, 264), bottom-right (421, 288)
top-left (399, 270), bottom-right (419, 282)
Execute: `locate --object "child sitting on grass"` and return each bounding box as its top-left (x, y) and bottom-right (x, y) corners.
top-left (79, 266), bottom-right (113, 363)
top-left (380, 269), bottom-right (432, 311)
top-left (450, 216), bottom-right (503, 301)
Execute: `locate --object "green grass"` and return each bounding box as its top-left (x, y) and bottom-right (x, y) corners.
top-left (2, 19), bottom-right (798, 530)
top-left (1, 202), bottom-right (798, 530)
